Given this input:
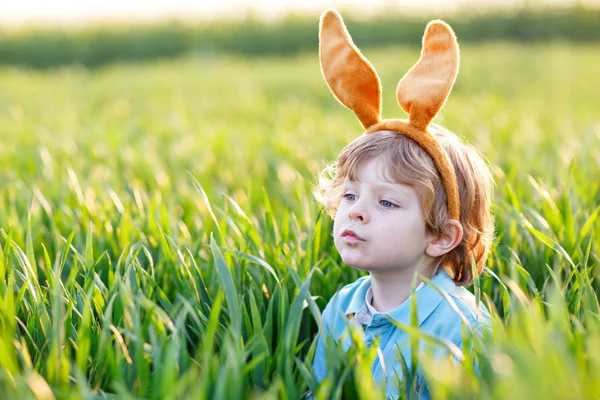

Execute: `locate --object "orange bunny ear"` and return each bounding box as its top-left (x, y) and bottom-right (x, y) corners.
top-left (319, 9), bottom-right (381, 129)
top-left (397, 20), bottom-right (459, 131)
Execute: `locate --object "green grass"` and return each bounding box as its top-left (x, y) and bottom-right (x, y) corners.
top-left (0, 43), bottom-right (599, 399)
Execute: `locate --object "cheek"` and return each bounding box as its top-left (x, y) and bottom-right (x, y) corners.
top-left (377, 212), bottom-right (425, 240)
top-left (332, 210), bottom-right (348, 249)
top-left (333, 207), bottom-right (346, 232)
top-left (332, 220), bottom-right (343, 244)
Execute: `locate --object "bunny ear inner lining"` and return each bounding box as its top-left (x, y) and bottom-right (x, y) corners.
top-left (319, 9), bottom-right (381, 129)
top-left (397, 20), bottom-right (460, 131)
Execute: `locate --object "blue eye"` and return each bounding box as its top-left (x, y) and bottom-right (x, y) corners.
top-left (381, 200), bottom-right (396, 209)
top-left (343, 193), bottom-right (357, 201)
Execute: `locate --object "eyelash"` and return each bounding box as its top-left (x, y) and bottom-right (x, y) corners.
top-left (342, 193), bottom-right (398, 209)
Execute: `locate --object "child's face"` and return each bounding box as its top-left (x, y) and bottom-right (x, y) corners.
top-left (333, 157), bottom-right (435, 274)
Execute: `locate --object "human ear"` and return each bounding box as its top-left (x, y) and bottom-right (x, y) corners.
top-left (425, 219), bottom-right (463, 257)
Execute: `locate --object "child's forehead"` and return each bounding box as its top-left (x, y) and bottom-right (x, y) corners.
top-left (343, 176), bottom-right (411, 190)
top-left (342, 156), bottom-right (420, 193)
top-left (346, 156), bottom-right (396, 182)
top-left (344, 166), bottom-right (413, 191)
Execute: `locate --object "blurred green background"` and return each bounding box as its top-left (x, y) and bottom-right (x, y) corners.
top-left (1, 1), bottom-right (599, 399)
top-left (1, 3), bottom-right (600, 68)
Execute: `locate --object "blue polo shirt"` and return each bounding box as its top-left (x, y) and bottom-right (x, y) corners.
top-left (311, 268), bottom-right (491, 399)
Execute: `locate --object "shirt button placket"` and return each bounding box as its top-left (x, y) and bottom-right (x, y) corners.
top-left (369, 316), bottom-right (392, 379)
top-left (363, 324), bottom-right (373, 346)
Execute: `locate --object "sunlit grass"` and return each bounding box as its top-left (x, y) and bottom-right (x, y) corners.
top-left (0, 43), bottom-right (598, 399)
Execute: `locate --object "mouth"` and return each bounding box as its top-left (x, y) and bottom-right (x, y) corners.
top-left (341, 229), bottom-right (366, 242)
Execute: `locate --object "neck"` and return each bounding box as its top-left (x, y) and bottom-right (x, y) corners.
top-left (369, 262), bottom-right (437, 313)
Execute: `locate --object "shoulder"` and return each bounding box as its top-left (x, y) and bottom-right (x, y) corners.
top-left (337, 275), bottom-right (371, 299)
top-left (430, 285), bottom-right (491, 337)
top-left (447, 286), bottom-right (491, 327)
top-left (323, 275), bottom-right (370, 313)
top-left (419, 284), bottom-right (491, 352)
top-left (421, 269), bottom-right (490, 330)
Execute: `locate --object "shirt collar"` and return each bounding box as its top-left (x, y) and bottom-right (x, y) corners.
top-left (345, 269), bottom-right (456, 327)
top-left (365, 287), bottom-right (378, 315)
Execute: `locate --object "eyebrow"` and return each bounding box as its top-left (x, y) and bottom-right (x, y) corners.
top-left (343, 181), bottom-right (410, 196)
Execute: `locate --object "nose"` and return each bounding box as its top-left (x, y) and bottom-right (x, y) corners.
top-left (348, 198), bottom-right (370, 223)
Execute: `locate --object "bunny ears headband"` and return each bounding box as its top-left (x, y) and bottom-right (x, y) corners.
top-left (319, 9), bottom-right (461, 220)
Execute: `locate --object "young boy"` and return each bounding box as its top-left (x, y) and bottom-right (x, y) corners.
top-left (311, 9), bottom-right (494, 398)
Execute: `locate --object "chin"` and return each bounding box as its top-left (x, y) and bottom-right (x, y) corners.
top-left (340, 256), bottom-right (373, 271)
top-left (349, 264), bottom-right (372, 272)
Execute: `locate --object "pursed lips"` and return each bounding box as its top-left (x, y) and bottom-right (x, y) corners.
top-left (341, 229), bottom-right (366, 241)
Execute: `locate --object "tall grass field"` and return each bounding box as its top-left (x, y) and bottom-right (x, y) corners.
top-left (0, 43), bottom-right (599, 399)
